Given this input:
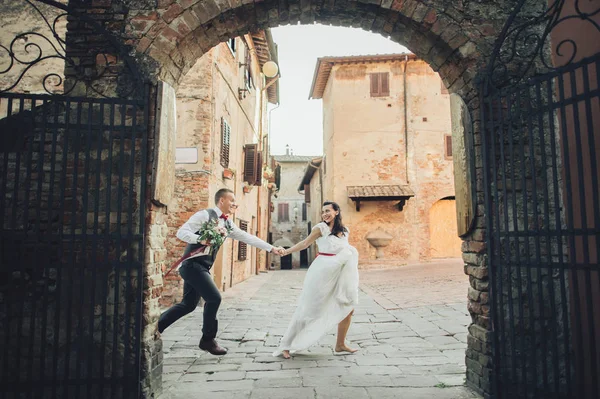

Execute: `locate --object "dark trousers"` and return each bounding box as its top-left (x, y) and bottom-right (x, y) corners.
top-left (158, 261), bottom-right (222, 340)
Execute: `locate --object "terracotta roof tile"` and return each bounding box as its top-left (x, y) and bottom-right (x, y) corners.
top-left (347, 185), bottom-right (415, 198)
top-left (273, 155), bottom-right (320, 163)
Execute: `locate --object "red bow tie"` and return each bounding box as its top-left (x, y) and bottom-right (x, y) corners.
top-left (219, 214), bottom-right (229, 220)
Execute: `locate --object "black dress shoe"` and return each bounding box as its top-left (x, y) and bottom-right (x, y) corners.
top-left (199, 339), bottom-right (228, 356)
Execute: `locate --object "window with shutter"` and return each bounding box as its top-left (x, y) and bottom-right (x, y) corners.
top-left (370, 73), bottom-right (379, 96)
top-left (302, 203), bottom-right (307, 221)
top-left (243, 144), bottom-right (257, 183)
top-left (254, 150), bottom-right (263, 186)
top-left (380, 72), bottom-right (389, 96)
top-left (238, 220), bottom-right (248, 260)
top-left (370, 73), bottom-right (390, 97)
top-left (278, 203), bottom-right (289, 222)
top-left (274, 163), bottom-right (281, 189)
top-left (304, 184), bottom-right (311, 203)
top-left (444, 135), bottom-right (453, 158)
top-left (220, 118), bottom-right (231, 168)
top-left (243, 43), bottom-right (254, 90)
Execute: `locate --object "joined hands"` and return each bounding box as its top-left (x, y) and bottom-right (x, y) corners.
top-left (271, 247), bottom-right (286, 256)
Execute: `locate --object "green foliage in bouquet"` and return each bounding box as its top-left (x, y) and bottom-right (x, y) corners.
top-left (197, 219), bottom-right (233, 247)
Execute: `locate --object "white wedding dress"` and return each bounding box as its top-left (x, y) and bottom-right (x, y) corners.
top-left (273, 222), bottom-right (359, 356)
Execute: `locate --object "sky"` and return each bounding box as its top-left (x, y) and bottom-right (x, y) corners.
top-left (268, 24), bottom-right (408, 157)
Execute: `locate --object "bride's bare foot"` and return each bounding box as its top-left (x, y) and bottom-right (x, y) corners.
top-left (282, 350), bottom-right (291, 359)
top-left (335, 345), bottom-right (358, 353)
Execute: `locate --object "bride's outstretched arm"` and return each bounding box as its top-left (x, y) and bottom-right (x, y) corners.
top-left (282, 228), bottom-right (321, 256)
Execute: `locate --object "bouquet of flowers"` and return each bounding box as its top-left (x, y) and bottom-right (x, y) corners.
top-left (164, 218), bottom-right (233, 277)
top-left (197, 219), bottom-right (233, 248)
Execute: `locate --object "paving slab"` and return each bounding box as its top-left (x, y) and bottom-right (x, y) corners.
top-left (157, 261), bottom-right (480, 399)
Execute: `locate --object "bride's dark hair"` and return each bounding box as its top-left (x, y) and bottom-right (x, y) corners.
top-left (323, 201), bottom-right (348, 237)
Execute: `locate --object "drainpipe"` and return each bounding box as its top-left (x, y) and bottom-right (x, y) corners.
top-left (229, 177), bottom-right (237, 288)
top-left (318, 163), bottom-right (323, 205)
top-left (403, 55), bottom-right (409, 184)
top-left (264, 103), bottom-right (280, 272)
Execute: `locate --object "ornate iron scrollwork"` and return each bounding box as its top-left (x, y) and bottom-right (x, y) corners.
top-left (483, 0), bottom-right (600, 92)
top-left (0, 0), bottom-right (145, 98)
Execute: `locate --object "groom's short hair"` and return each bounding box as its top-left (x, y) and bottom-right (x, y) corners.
top-left (215, 188), bottom-right (234, 204)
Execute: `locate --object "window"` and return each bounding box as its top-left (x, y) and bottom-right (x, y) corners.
top-left (238, 220), bottom-right (248, 260)
top-left (278, 203), bottom-right (289, 222)
top-left (243, 44), bottom-right (254, 90)
top-left (274, 163), bottom-right (281, 189)
top-left (220, 118), bottom-right (231, 168)
top-left (243, 143), bottom-right (262, 186)
top-left (227, 38), bottom-right (236, 55)
top-left (302, 203), bottom-right (307, 221)
top-left (370, 72), bottom-right (390, 97)
top-left (445, 135), bottom-right (453, 158)
top-left (304, 184), bottom-right (310, 203)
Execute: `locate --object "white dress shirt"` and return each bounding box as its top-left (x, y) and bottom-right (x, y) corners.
top-left (176, 207), bottom-right (273, 252)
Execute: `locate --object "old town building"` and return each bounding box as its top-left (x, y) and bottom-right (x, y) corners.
top-left (161, 31), bottom-right (280, 306)
top-left (302, 54), bottom-right (462, 267)
top-left (269, 147), bottom-right (318, 269)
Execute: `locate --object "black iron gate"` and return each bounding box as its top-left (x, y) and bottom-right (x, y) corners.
top-left (0, 1), bottom-right (149, 397)
top-left (481, 1), bottom-right (600, 398)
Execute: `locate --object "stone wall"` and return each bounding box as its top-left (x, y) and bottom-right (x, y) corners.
top-left (0, 0), bottom-right (66, 94)
top-left (161, 36), bottom-right (272, 305)
top-left (270, 157), bottom-right (315, 268)
top-left (318, 58), bottom-right (458, 265)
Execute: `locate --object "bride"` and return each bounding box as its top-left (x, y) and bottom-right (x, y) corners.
top-left (273, 201), bottom-right (360, 359)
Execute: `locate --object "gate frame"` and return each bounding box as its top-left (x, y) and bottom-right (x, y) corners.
top-left (0, 0), bottom-right (151, 397)
top-left (480, 0), bottom-right (600, 397)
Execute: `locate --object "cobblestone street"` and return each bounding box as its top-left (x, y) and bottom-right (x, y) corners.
top-left (158, 259), bottom-right (480, 399)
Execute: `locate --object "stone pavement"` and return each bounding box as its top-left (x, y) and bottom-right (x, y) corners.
top-left (158, 259), bottom-right (480, 399)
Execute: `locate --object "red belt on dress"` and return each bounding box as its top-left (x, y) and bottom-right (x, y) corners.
top-left (317, 252), bottom-right (335, 257)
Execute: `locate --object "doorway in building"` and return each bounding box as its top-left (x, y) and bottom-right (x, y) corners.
top-left (429, 197), bottom-right (462, 258)
top-left (300, 249), bottom-right (309, 268)
top-left (281, 248), bottom-right (292, 269)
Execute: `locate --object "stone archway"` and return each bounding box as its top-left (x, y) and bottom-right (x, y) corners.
top-left (128, 1), bottom-right (501, 100)
top-left (68, 1), bottom-right (524, 397)
top-left (119, 2), bottom-right (509, 397)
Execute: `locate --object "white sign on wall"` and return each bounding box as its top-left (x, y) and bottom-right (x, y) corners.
top-left (152, 81), bottom-right (177, 206)
top-left (175, 148), bottom-right (198, 164)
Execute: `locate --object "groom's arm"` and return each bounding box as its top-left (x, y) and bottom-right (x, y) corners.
top-left (176, 210), bottom-right (209, 244)
top-left (228, 223), bottom-right (274, 252)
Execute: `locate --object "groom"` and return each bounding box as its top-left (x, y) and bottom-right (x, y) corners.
top-left (158, 188), bottom-right (284, 355)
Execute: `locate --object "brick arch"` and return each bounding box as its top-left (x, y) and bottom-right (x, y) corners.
top-left (128, 0), bottom-right (500, 98)
top-left (121, 1), bottom-right (511, 398)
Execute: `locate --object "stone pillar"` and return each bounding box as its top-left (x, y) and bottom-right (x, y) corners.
top-left (462, 93), bottom-right (494, 398)
top-left (140, 83), bottom-right (168, 398)
top-left (141, 202), bottom-right (167, 398)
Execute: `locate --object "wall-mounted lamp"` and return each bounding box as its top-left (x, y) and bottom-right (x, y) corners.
top-left (238, 87), bottom-right (249, 100)
top-left (262, 60), bottom-right (279, 78)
